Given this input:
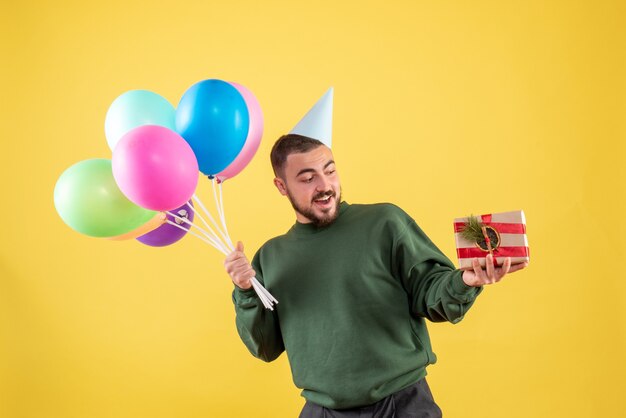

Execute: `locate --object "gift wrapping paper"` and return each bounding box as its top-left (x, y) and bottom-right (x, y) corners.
top-left (454, 210), bottom-right (529, 269)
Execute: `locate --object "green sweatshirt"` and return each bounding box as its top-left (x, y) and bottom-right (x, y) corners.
top-left (232, 202), bottom-right (482, 409)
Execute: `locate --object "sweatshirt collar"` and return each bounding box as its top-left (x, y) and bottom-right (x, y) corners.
top-left (289, 201), bottom-right (350, 235)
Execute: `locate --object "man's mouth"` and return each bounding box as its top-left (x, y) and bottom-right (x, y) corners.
top-left (313, 194), bottom-right (334, 208)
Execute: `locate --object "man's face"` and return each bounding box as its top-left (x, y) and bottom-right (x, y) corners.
top-left (274, 145), bottom-right (342, 227)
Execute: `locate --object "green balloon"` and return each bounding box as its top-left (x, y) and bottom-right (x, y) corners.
top-left (54, 159), bottom-right (156, 238)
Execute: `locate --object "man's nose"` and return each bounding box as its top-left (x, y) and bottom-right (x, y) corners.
top-left (315, 176), bottom-right (331, 192)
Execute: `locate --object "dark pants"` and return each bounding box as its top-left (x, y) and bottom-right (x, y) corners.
top-left (298, 378), bottom-right (442, 418)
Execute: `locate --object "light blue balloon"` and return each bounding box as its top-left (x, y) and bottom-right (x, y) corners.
top-left (104, 90), bottom-right (176, 151)
top-left (176, 79), bottom-right (249, 176)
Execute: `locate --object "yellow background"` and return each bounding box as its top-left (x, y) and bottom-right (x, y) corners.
top-left (2, 1), bottom-right (625, 417)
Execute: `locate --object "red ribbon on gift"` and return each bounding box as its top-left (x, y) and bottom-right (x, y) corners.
top-left (453, 217), bottom-right (526, 234)
top-left (457, 246), bottom-right (529, 259)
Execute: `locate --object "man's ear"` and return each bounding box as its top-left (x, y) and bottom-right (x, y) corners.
top-left (274, 177), bottom-right (287, 196)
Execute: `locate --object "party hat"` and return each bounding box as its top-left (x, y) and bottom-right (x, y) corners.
top-left (289, 87), bottom-right (333, 148)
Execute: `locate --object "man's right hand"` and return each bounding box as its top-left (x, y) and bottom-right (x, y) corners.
top-left (224, 241), bottom-right (255, 290)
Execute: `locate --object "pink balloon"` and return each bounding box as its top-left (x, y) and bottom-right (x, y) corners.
top-left (215, 82), bottom-right (264, 182)
top-left (112, 125), bottom-right (199, 211)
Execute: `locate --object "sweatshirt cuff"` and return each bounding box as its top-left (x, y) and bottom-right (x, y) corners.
top-left (450, 270), bottom-right (482, 297)
top-left (232, 285), bottom-right (258, 304)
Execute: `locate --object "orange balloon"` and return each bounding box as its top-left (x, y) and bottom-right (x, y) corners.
top-left (106, 212), bottom-right (167, 241)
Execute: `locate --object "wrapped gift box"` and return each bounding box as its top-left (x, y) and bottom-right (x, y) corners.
top-left (454, 210), bottom-right (529, 269)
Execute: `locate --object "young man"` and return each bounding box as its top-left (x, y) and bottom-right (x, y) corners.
top-left (224, 134), bottom-right (528, 417)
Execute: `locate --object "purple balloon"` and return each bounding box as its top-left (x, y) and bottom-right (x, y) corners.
top-left (136, 201), bottom-right (194, 247)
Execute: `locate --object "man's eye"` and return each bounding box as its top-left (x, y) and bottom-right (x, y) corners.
top-left (327, 170), bottom-right (336, 175)
top-left (303, 177), bottom-right (314, 183)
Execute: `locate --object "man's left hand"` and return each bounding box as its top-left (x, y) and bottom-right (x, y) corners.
top-left (462, 254), bottom-right (528, 287)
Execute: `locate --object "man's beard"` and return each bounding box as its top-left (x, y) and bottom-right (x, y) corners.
top-left (287, 188), bottom-right (342, 228)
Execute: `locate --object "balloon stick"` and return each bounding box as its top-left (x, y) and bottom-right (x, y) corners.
top-left (166, 211), bottom-right (229, 254)
top-left (216, 180), bottom-right (234, 250)
top-left (184, 202), bottom-right (229, 250)
top-left (192, 193), bottom-right (232, 248)
top-left (252, 277), bottom-right (279, 304)
top-left (251, 280), bottom-right (272, 310)
top-left (166, 221), bottom-right (228, 256)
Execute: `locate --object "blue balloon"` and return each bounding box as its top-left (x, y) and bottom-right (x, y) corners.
top-left (176, 79), bottom-right (250, 175)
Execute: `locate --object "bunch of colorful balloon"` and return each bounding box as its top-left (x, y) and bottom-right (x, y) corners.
top-left (54, 79), bottom-right (277, 310)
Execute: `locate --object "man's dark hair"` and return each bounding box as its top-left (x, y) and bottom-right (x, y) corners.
top-left (270, 134), bottom-right (324, 178)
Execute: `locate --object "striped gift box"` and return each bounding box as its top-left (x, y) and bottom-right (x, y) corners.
top-left (454, 210), bottom-right (529, 269)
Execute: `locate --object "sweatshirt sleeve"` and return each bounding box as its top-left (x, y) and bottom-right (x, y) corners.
top-left (391, 217), bottom-right (483, 324)
top-left (232, 250), bottom-right (285, 362)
